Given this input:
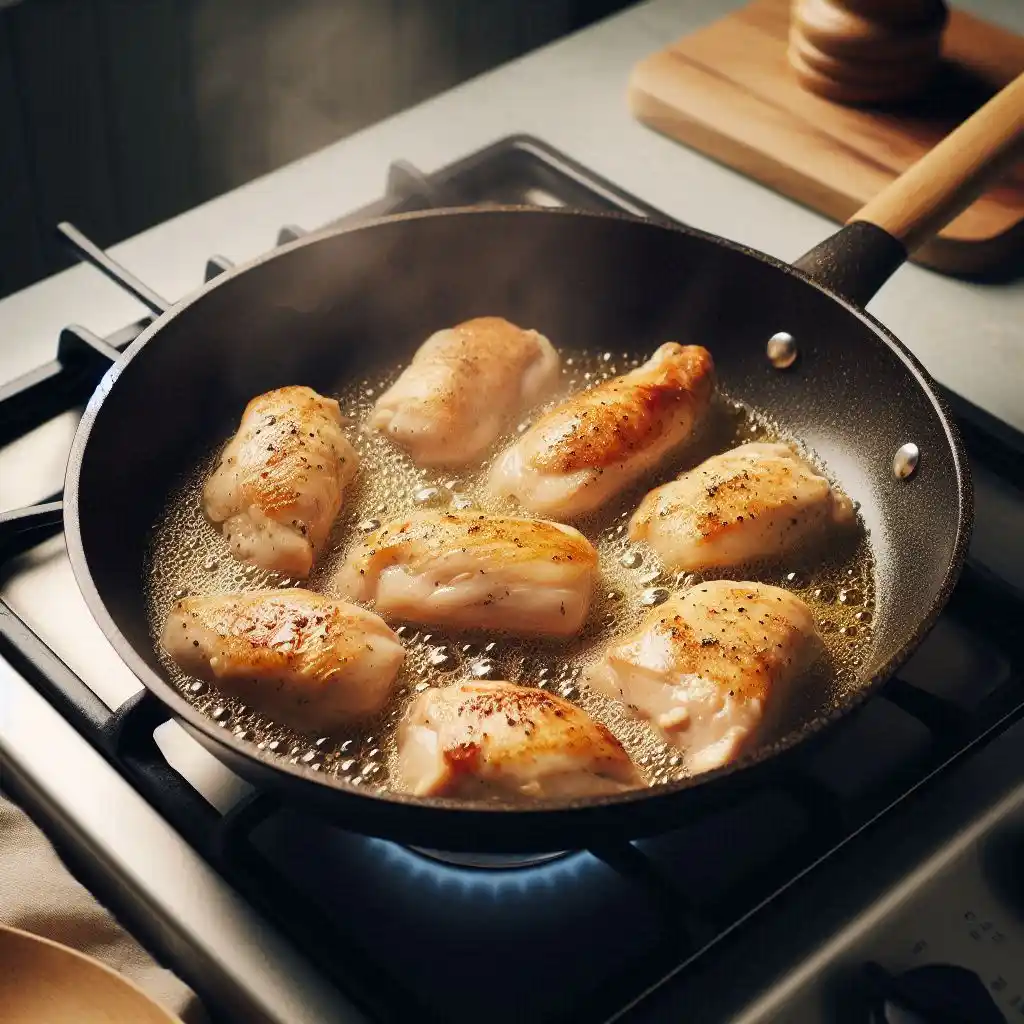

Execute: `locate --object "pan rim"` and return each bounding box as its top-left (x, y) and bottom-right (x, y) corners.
top-left (63, 205), bottom-right (973, 827)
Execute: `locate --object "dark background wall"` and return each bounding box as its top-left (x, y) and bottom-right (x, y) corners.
top-left (0, 0), bottom-right (631, 298)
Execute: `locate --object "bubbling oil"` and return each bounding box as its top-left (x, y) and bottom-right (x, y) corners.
top-left (145, 349), bottom-right (876, 796)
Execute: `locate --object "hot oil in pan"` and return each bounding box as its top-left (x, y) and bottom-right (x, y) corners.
top-left (145, 349), bottom-right (876, 795)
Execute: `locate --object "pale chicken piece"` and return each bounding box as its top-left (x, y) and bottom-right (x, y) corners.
top-left (488, 343), bottom-right (715, 519)
top-left (587, 581), bottom-right (821, 775)
top-left (203, 386), bottom-right (359, 577)
top-left (369, 317), bottom-right (560, 467)
top-left (335, 510), bottom-right (598, 637)
top-left (162, 589), bottom-right (404, 733)
top-left (396, 680), bottom-right (641, 799)
top-left (629, 442), bottom-right (855, 572)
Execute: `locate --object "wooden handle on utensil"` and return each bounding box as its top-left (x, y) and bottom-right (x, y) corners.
top-left (848, 72), bottom-right (1024, 253)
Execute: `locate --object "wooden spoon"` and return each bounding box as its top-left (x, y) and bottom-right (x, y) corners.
top-left (0, 923), bottom-right (182, 1024)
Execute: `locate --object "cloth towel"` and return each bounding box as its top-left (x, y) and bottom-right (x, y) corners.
top-left (0, 792), bottom-right (208, 1023)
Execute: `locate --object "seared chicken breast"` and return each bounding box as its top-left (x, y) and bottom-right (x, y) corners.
top-left (630, 442), bottom-right (855, 572)
top-left (335, 510), bottom-right (598, 637)
top-left (162, 589), bottom-right (404, 733)
top-left (396, 680), bottom-right (641, 799)
top-left (370, 317), bottom-right (560, 467)
top-left (488, 343), bottom-right (714, 519)
top-left (587, 581), bottom-right (821, 774)
top-left (203, 386), bottom-right (358, 577)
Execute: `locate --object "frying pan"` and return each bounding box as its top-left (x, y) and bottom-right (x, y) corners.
top-left (63, 76), bottom-right (1022, 851)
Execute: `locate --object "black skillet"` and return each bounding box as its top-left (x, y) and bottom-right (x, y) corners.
top-left (62, 76), bottom-right (1023, 851)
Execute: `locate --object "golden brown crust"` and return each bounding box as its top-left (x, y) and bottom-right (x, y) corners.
top-left (170, 589), bottom-right (377, 685)
top-left (436, 681), bottom-right (634, 773)
top-left (447, 317), bottom-right (545, 364)
top-left (527, 343), bottom-right (714, 472)
top-left (641, 602), bottom-right (774, 705)
top-left (607, 583), bottom-right (819, 707)
top-left (234, 389), bottom-right (346, 518)
top-left (628, 442), bottom-right (851, 564)
top-left (408, 317), bottom-right (547, 417)
top-left (347, 509), bottom-right (598, 577)
top-left (632, 456), bottom-right (791, 543)
top-left (205, 385), bottom-right (356, 551)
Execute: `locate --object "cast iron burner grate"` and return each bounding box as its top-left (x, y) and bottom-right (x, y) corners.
top-left (1, 136), bottom-right (1022, 1024)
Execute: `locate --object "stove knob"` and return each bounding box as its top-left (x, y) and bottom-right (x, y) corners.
top-left (864, 962), bottom-right (1005, 1024)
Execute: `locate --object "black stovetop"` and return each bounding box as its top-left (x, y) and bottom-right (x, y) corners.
top-left (0, 136), bottom-right (1022, 1024)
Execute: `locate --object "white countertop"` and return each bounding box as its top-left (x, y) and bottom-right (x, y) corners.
top-left (1, 0), bottom-right (1022, 428)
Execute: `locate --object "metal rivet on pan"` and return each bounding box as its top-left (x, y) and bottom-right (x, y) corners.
top-left (766, 332), bottom-right (798, 369)
top-left (892, 442), bottom-right (920, 479)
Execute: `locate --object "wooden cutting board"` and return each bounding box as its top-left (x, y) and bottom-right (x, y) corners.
top-left (628, 0), bottom-right (1024, 275)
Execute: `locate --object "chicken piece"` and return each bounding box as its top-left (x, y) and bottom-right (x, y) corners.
top-left (162, 589), bottom-right (404, 733)
top-left (369, 317), bottom-right (560, 467)
top-left (630, 442), bottom-right (855, 572)
top-left (587, 581), bottom-right (821, 774)
top-left (396, 680), bottom-right (641, 799)
top-left (335, 510), bottom-right (597, 637)
top-left (488, 343), bottom-right (715, 519)
top-left (203, 386), bottom-right (359, 577)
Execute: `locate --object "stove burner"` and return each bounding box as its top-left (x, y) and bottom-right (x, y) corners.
top-left (408, 847), bottom-right (571, 869)
top-left (1, 132), bottom-right (1023, 1024)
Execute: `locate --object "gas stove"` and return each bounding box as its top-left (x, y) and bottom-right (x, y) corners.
top-left (1, 136), bottom-right (1022, 1024)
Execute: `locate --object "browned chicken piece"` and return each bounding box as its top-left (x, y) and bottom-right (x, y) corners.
top-left (162, 589), bottom-right (404, 733)
top-left (630, 442), bottom-right (855, 572)
top-left (587, 581), bottom-right (821, 774)
top-left (369, 317), bottom-right (561, 467)
top-left (334, 509), bottom-right (598, 637)
top-left (396, 680), bottom-right (641, 799)
top-left (488, 343), bottom-right (715, 519)
top-left (203, 386), bottom-right (358, 578)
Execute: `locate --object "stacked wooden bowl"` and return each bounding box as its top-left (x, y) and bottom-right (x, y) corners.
top-left (789, 0), bottom-right (950, 103)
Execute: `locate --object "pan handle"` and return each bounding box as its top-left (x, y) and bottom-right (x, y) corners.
top-left (793, 71), bottom-right (1024, 305)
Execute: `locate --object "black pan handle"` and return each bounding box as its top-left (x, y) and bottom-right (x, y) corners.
top-left (794, 71), bottom-right (1024, 306)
